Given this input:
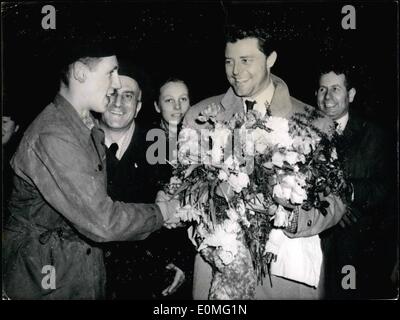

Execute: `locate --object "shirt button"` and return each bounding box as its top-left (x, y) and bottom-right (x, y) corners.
top-left (86, 248), bottom-right (92, 255)
top-left (307, 220), bottom-right (312, 227)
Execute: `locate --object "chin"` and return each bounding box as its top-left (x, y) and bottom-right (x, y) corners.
top-left (95, 105), bottom-right (107, 114)
top-left (168, 120), bottom-right (180, 126)
top-left (232, 87), bottom-right (250, 97)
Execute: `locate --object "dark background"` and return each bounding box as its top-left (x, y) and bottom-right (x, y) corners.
top-left (2, 1), bottom-right (398, 130)
top-left (2, 0), bottom-right (398, 300)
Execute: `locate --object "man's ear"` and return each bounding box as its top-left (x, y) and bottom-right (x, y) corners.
top-left (154, 101), bottom-right (161, 113)
top-left (135, 101), bottom-right (143, 118)
top-left (266, 51), bottom-right (277, 69)
top-left (348, 88), bottom-right (356, 103)
top-left (134, 91), bottom-right (143, 117)
top-left (71, 61), bottom-right (87, 83)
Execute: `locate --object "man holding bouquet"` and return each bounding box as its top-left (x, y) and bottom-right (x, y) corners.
top-left (183, 25), bottom-right (347, 299)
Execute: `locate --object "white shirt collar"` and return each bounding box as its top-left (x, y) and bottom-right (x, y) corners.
top-left (104, 121), bottom-right (136, 160)
top-left (242, 81), bottom-right (275, 116)
top-left (335, 113), bottom-right (349, 134)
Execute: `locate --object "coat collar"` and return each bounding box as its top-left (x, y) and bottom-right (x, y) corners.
top-left (54, 93), bottom-right (105, 162)
top-left (219, 73), bottom-right (293, 119)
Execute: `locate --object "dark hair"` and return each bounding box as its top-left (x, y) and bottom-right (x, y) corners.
top-left (224, 25), bottom-right (275, 56)
top-left (116, 58), bottom-right (148, 91)
top-left (317, 59), bottom-right (356, 90)
top-left (156, 77), bottom-right (190, 102)
top-left (57, 39), bottom-right (118, 87)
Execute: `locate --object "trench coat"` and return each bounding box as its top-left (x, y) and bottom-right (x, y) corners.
top-left (183, 74), bottom-right (346, 299)
top-left (3, 94), bottom-right (164, 299)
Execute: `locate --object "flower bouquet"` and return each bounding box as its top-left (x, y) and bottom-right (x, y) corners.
top-left (164, 103), bottom-right (351, 298)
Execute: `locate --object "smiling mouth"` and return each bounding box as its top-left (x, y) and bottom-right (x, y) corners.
top-left (109, 110), bottom-right (124, 116)
top-left (171, 113), bottom-right (182, 118)
top-left (234, 79), bottom-right (249, 85)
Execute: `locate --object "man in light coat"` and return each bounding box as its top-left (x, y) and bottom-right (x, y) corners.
top-left (183, 26), bottom-right (346, 300)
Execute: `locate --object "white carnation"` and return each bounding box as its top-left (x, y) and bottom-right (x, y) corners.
top-left (265, 117), bottom-right (294, 148)
top-left (272, 151), bottom-right (285, 167)
top-left (218, 170), bottom-right (228, 181)
top-left (228, 172), bottom-right (250, 193)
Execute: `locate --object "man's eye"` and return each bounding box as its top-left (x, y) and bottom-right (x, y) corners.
top-left (180, 97), bottom-right (188, 102)
top-left (225, 60), bottom-right (233, 65)
top-left (318, 87), bottom-right (326, 93)
top-left (124, 94), bottom-right (133, 100)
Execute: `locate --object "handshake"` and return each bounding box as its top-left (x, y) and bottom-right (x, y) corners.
top-left (155, 191), bottom-right (182, 229)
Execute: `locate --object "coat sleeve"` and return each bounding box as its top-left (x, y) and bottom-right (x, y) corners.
top-left (284, 193), bottom-right (346, 238)
top-left (350, 124), bottom-right (389, 213)
top-left (13, 132), bottom-right (164, 243)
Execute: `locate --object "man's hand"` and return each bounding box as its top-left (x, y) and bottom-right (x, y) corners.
top-left (339, 207), bottom-right (360, 228)
top-left (155, 190), bottom-right (181, 228)
top-left (273, 196), bottom-right (296, 211)
top-left (161, 263), bottom-right (185, 296)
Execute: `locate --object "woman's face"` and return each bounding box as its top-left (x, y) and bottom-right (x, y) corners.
top-left (155, 81), bottom-right (190, 125)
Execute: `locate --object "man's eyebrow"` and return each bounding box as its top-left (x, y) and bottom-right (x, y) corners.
top-left (225, 55), bottom-right (255, 59)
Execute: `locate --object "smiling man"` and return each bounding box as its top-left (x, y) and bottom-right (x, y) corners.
top-left (101, 74), bottom-right (143, 161)
top-left (316, 63), bottom-right (390, 299)
top-left (99, 61), bottom-right (187, 300)
top-left (183, 25), bottom-right (346, 300)
top-left (3, 45), bottom-right (179, 300)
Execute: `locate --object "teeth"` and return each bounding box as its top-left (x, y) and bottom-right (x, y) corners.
top-left (109, 110), bottom-right (124, 115)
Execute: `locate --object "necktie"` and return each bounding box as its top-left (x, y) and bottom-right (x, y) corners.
top-left (334, 121), bottom-right (343, 135)
top-left (109, 143), bottom-right (119, 158)
top-left (245, 100), bottom-right (256, 112)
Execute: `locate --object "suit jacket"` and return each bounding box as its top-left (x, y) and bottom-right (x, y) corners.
top-left (322, 112), bottom-right (391, 299)
top-left (184, 74), bottom-right (346, 238)
top-left (3, 94), bottom-right (163, 300)
top-left (103, 124), bottom-right (194, 299)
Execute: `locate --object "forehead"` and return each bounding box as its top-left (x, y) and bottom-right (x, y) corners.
top-left (160, 81), bottom-right (188, 95)
top-left (96, 55), bottom-right (118, 70)
top-left (319, 71), bottom-right (347, 87)
top-left (225, 38), bottom-right (263, 56)
top-left (118, 75), bottom-right (139, 91)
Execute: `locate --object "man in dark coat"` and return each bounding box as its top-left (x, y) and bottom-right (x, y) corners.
top-left (99, 61), bottom-right (192, 299)
top-left (316, 63), bottom-right (394, 299)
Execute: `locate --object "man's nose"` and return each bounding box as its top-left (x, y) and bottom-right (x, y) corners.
top-left (112, 73), bottom-right (122, 90)
top-left (115, 94), bottom-right (122, 107)
top-left (232, 62), bottom-right (241, 76)
top-left (324, 89), bottom-right (334, 100)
